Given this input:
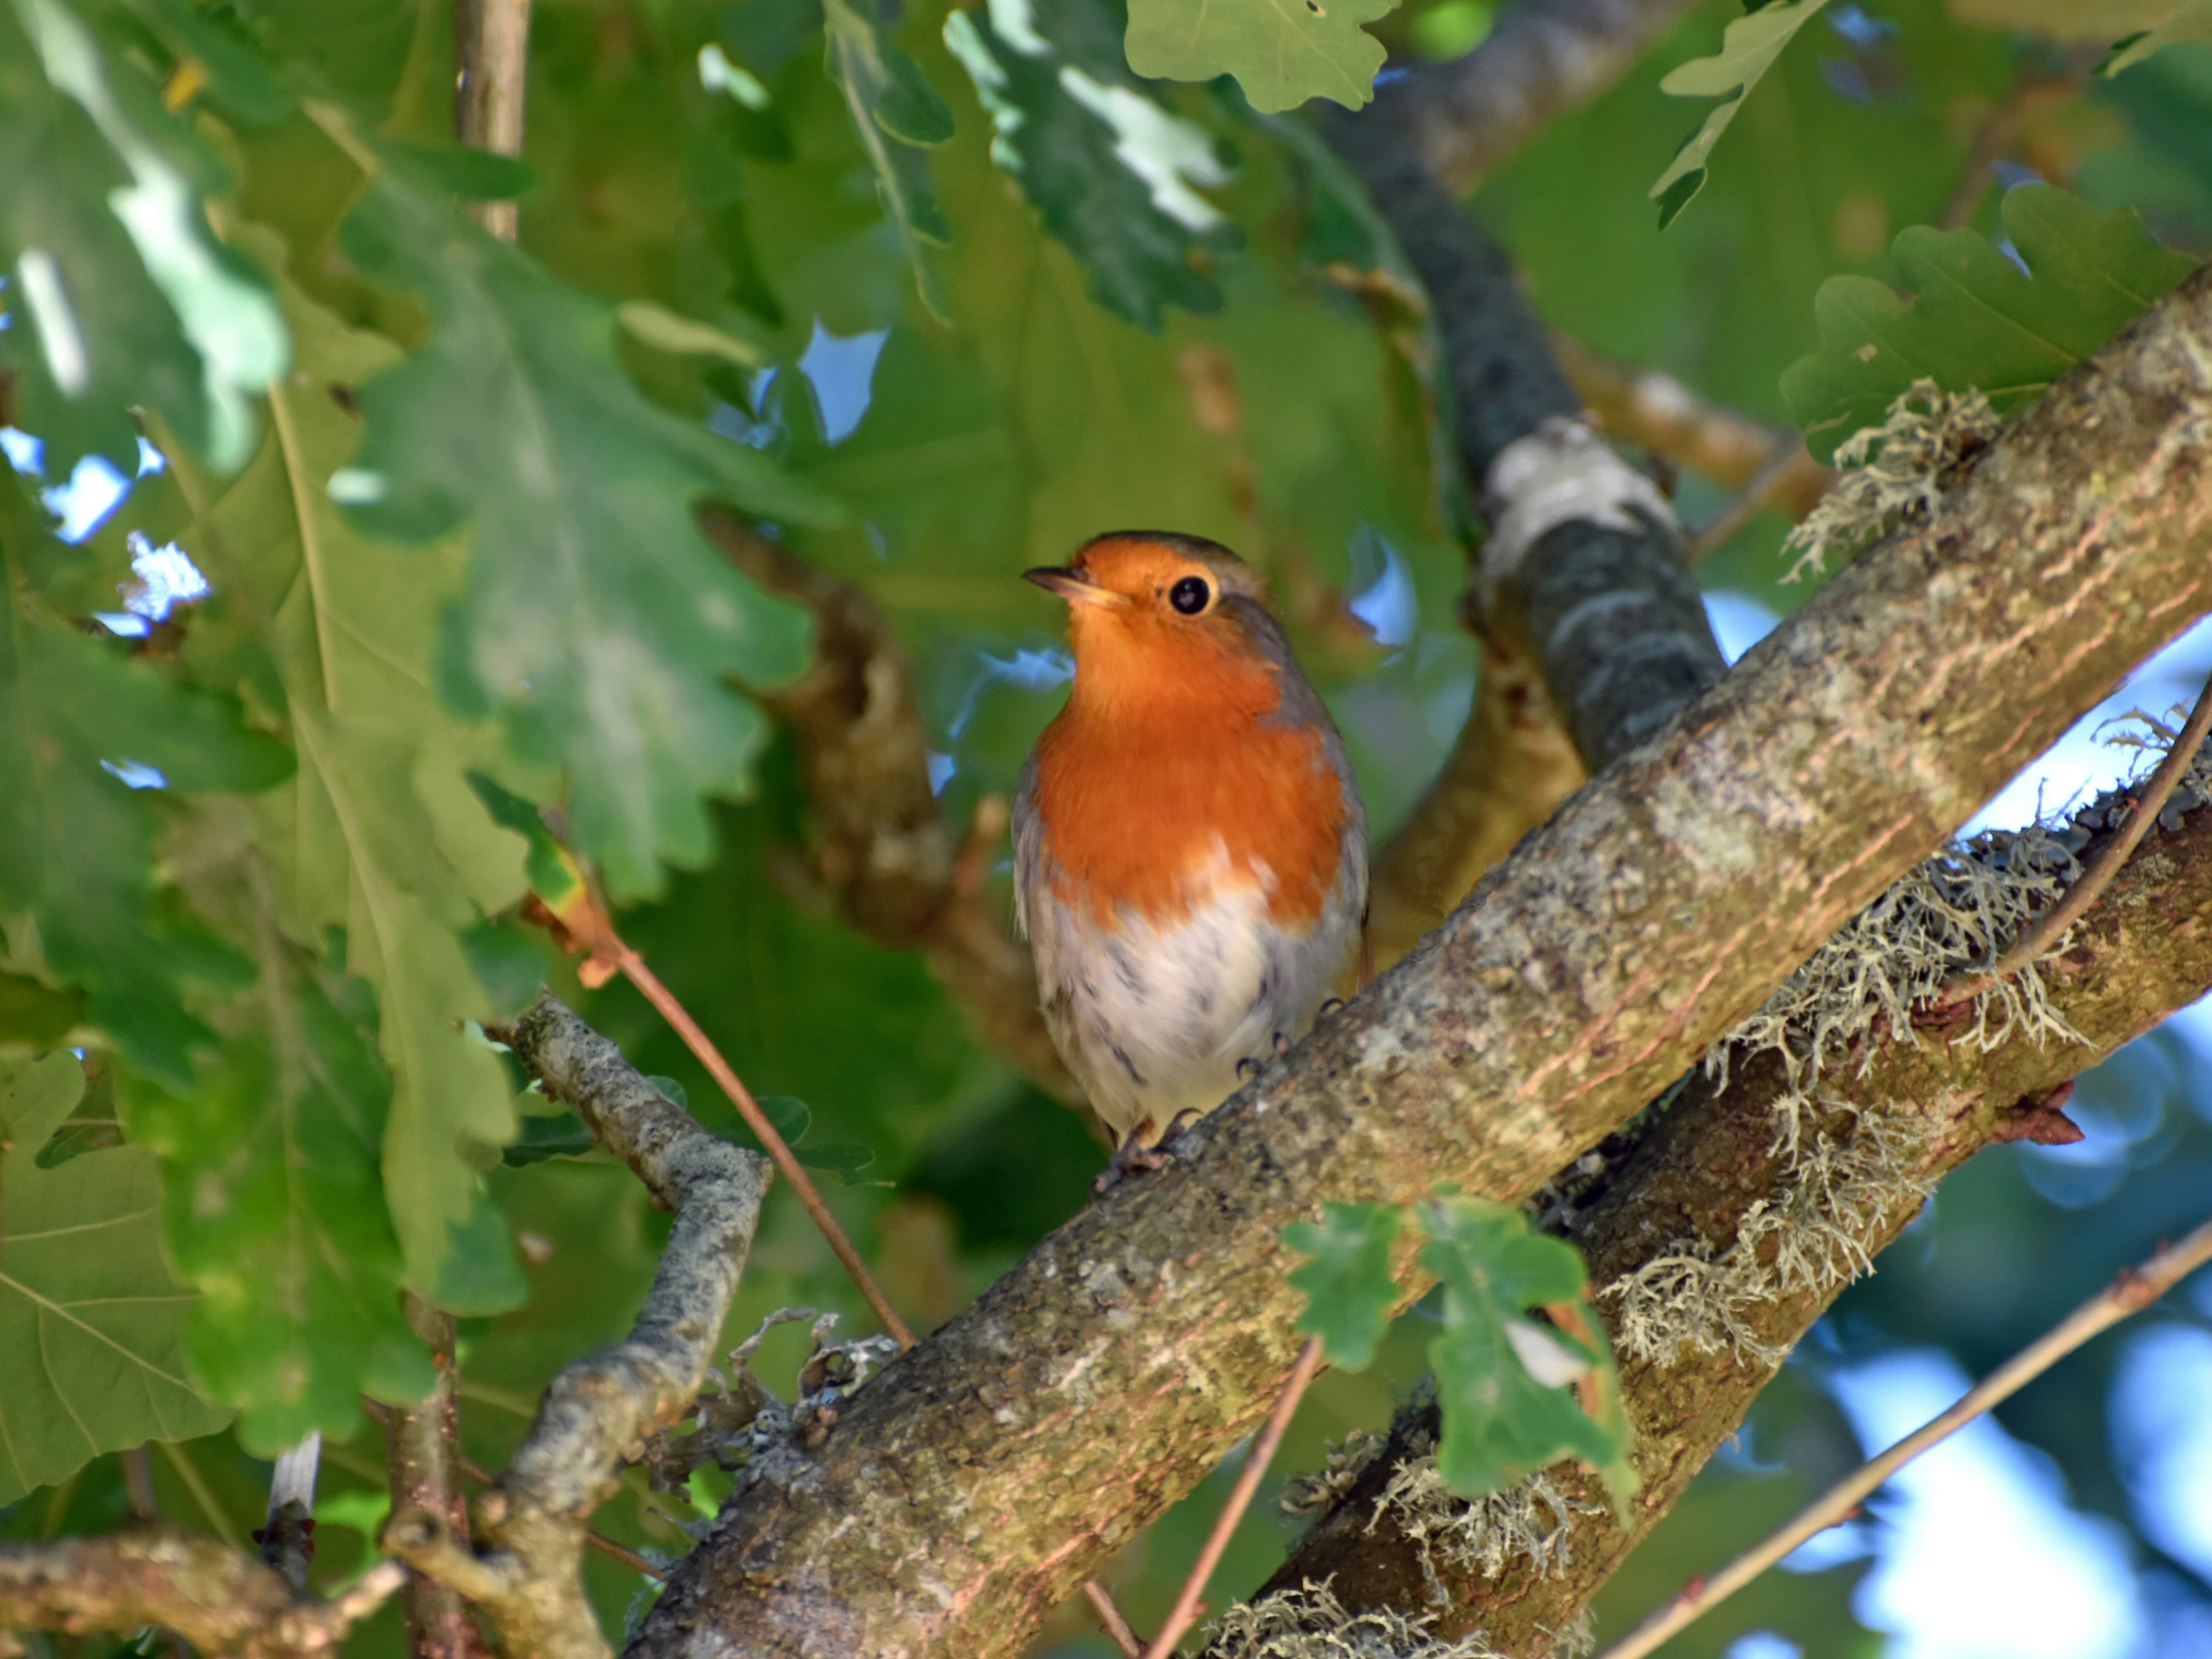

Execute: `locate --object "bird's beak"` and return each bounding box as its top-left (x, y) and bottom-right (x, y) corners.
top-left (1023, 566), bottom-right (1127, 609)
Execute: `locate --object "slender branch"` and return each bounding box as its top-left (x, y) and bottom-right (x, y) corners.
top-left (1686, 437), bottom-right (1820, 562)
top-left (386, 1300), bottom-right (492, 1658)
top-left (119, 1447), bottom-right (159, 1521)
top-left (1381, 0), bottom-right (1704, 194)
top-left (383, 992), bottom-right (772, 1659)
top-left (1595, 1214), bottom-right (2212, 1659)
top-left (0, 1529), bottom-right (405, 1658)
top-left (1937, 48), bottom-right (2101, 231)
top-left (453, 0), bottom-right (533, 242)
top-left (614, 944), bottom-right (916, 1350)
top-left (1085, 1580), bottom-right (1147, 1658)
top-left (1143, 1340), bottom-right (1323, 1659)
top-left (1943, 667), bottom-right (2212, 1003)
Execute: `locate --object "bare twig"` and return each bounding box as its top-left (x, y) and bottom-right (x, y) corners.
top-left (119, 1447), bottom-right (159, 1521)
top-left (0, 1529), bottom-right (404, 1658)
top-left (1940, 667), bottom-right (2212, 1004)
top-left (1687, 437), bottom-right (1819, 562)
top-left (386, 1299), bottom-right (490, 1658)
top-left (453, 0), bottom-right (533, 241)
top-left (615, 946), bottom-right (917, 1350)
top-left (1937, 48), bottom-right (2100, 231)
top-left (1594, 1213), bottom-right (2212, 1659)
top-left (1141, 1339), bottom-right (1323, 1659)
top-left (383, 992), bottom-right (772, 1659)
top-left (1085, 1578), bottom-right (1148, 1659)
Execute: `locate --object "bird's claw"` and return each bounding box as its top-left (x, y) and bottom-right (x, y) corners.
top-left (1318, 997), bottom-right (1347, 1019)
top-left (1236, 1056), bottom-right (1264, 1082)
top-left (1273, 1030), bottom-right (1293, 1055)
top-left (1092, 1138), bottom-right (1172, 1195)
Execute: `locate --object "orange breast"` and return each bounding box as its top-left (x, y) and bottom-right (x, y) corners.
top-left (1032, 696), bottom-right (1349, 931)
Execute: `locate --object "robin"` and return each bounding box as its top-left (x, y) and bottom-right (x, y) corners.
top-left (1014, 532), bottom-right (1369, 1184)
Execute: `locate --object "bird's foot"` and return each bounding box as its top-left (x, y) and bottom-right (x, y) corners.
top-left (1318, 997), bottom-right (1347, 1019)
top-left (1273, 1030), bottom-right (1293, 1055)
top-left (1236, 1056), bottom-right (1265, 1082)
top-left (1092, 1135), bottom-right (1173, 1196)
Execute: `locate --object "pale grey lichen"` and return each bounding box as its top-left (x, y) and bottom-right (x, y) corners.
top-left (1205, 1582), bottom-right (1511, 1659)
top-left (1368, 1459), bottom-right (1605, 1602)
top-left (1711, 823), bottom-right (2084, 1160)
top-left (1601, 1107), bottom-right (1933, 1366)
top-left (1281, 1428), bottom-right (1386, 1519)
top-left (1783, 378), bottom-right (2000, 580)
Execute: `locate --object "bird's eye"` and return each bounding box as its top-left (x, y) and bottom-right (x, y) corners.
top-left (1169, 576), bottom-right (1211, 615)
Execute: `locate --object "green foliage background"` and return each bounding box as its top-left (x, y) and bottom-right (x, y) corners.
top-left (4, 0), bottom-right (2212, 1653)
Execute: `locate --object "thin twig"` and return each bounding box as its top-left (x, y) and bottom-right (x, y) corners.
top-left (1937, 48), bottom-right (2100, 231)
top-left (613, 944), bottom-right (917, 1350)
top-left (1941, 667), bottom-right (2212, 1005)
top-left (1593, 1212), bottom-right (2212, 1659)
top-left (1687, 437), bottom-right (1814, 562)
top-left (1084, 1578), bottom-right (1147, 1659)
top-left (119, 1447), bottom-right (159, 1520)
top-left (454, 0), bottom-right (534, 242)
top-left (1140, 1339), bottom-right (1323, 1659)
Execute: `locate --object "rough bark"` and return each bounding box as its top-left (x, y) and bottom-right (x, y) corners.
top-left (0, 1528), bottom-right (403, 1657)
top-left (1251, 759), bottom-right (2212, 1650)
top-left (626, 267), bottom-right (2212, 1659)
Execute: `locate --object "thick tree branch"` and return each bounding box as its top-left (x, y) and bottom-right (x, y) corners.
top-left (0, 1528), bottom-right (404, 1657)
top-left (627, 266), bottom-right (2212, 1659)
top-left (1382, 0), bottom-right (1703, 195)
top-left (384, 993), bottom-right (772, 1659)
top-left (1247, 744), bottom-right (2212, 1652)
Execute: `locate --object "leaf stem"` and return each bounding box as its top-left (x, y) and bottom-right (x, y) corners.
top-left (1140, 1338), bottom-right (1323, 1659)
top-left (613, 943), bottom-right (917, 1351)
top-left (1592, 1211), bottom-right (2212, 1659)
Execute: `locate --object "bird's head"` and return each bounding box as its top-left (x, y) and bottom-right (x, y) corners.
top-left (1025, 532), bottom-right (1288, 718)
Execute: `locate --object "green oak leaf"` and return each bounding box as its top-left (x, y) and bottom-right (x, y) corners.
top-left (169, 234), bottom-right (531, 1312)
top-left (824, 0), bottom-right (955, 320)
top-left (0, 0), bottom-right (286, 474)
top-left (1418, 1195), bottom-right (1634, 1505)
top-left (1781, 185), bottom-right (2198, 462)
top-left (330, 162), bottom-right (833, 902)
top-left (943, 0), bottom-right (1239, 328)
top-left (1284, 1200), bottom-right (1401, 1371)
top-left (1123, 0), bottom-right (1397, 113)
top-left (0, 970), bottom-right (84, 1051)
top-left (0, 1051), bottom-right (231, 1504)
top-left (0, 480), bottom-right (291, 1087)
top-left (119, 894), bottom-right (435, 1454)
top-left (2103, 3), bottom-right (2212, 75)
top-left (1648, 0), bottom-right (1832, 230)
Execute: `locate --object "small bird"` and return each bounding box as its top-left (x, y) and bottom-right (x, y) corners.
top-left (1013, 531), bottom-right (1368, 1183)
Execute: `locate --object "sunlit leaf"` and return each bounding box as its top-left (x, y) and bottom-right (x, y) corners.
top-left (1123, 0), bottom-right (1397, 113)
top-left (1648, 0), bottom-right (1832, 230)
top-left (1781, 185), bottom-right (2197, 460)
top-left (943, 0), bottom-right (1238, 328)
top-left (332, 158), bottom-right (833, 903)
top-left (0, 0), bottom-right (286, 473)
top-left (0, 1052), bottom-right (230, 1504)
